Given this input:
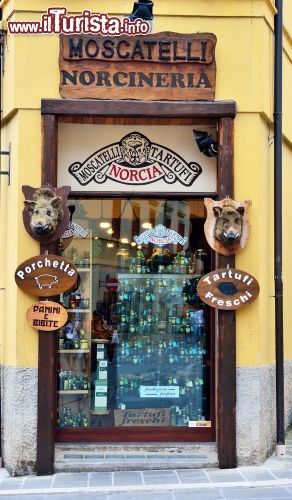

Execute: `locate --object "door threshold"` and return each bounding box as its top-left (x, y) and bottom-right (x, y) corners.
top-left (55, 442), bottom-right (218, 472)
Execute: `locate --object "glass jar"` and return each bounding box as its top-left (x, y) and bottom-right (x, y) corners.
top-left (116, 247), bottom-right (129, 268)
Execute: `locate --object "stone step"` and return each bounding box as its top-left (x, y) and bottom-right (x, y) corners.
top-left (55, 443), bottom-right (218, 472)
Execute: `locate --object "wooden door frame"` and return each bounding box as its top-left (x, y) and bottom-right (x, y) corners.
top-left (36, 99), bottom-right (236, 475)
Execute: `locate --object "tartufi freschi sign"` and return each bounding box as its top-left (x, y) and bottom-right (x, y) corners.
top-left (197, 268), bottom-right (260, 310)
top-left (114, 408), bottom-right (171, 427)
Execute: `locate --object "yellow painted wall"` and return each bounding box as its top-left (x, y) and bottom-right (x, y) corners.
top-left (0, 0), bottom-right (291, 370)
top-left (0, 111), bottom-right (41, 368)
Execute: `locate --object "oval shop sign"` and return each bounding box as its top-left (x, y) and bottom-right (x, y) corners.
top-left (15, 254), bottom-right (77, 297)
top-left (26, 301), bottom-right (68, 331)
top-left (197, 268), bottom-right (260, 310)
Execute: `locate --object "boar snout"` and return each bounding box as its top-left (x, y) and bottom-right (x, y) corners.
top-left (34, 223), bottom-right (50, 235)
top-left (223, 230), bottom-right (240, 242)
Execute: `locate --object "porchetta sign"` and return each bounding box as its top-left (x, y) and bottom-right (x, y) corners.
top-left (15, 254), bottom-right (78, 297)
top-left (68, 131), bottom-right (202, 187)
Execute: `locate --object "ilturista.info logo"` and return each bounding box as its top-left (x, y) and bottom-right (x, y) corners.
top-left (8, 8), bottom-right (151, 36)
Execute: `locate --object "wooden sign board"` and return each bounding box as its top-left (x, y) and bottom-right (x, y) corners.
top-left (59, 32), bottom-right (216, 101)
top-left (114, 408), bottom-right (170, 427)
top-left (197, 268), bottom-right (260, 310)
top-left (26, 301), bottom-right (68, 331)
top-left (15, 254), bottom-right (78, 297)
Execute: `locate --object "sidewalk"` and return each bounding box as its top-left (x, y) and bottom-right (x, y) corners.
top-left (1, 460), bottom-right (292, 498)
top-left (0, 432), bottom-right (292, 499)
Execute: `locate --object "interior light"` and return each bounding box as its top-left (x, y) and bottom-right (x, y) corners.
top-left (107, 242), bottom-right (114, 248)
top-left (131, 242), bottom-right (137, 247)
top-left (94, 236), bottom-right (99, 240)
top-left (100, 221), bottom-right (111, 229)
top-left (142, 222), bottom-right (152, 229)
top-left (106, 228), bottom-right (114, 235)
top-left (120, 238), bottom-right (129, 244)
top-left (137, 245), bottom-right (142, 249)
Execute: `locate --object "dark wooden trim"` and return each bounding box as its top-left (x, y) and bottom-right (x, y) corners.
top-left (36, 115), bottom-right (58, 476)
top-left (38, 101), bottom-right (236, 473)
top-left (42, 99), bottom-right (236, 118)
top-left (216, 117), bottom-right (237, 468)
top-left (69, 191), bottom-right (218, 199)
top-left (56, 427), bottom-right (213, 442)
top-left (41, 115), bottom-right (58, 186)
top-left (209, 249), bottom-right (217, 435)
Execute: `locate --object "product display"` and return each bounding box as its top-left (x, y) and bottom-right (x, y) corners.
top-left (58, 370), bottom-right (90, 391)
top-left (94, 380), bottom-right (108, 410)
top-left (58, 407), bottom-right (89, 428)
top-left (57, 232), bottom-right (93, 428)
top-left (115, 271), bottom-right (209, 425)
top-left (56, 218), bottom-right (211, 429)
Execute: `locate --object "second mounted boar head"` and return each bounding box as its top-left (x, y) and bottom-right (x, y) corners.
top-left (204, 197), bottom-right (252, 256)
top-left (24, 188), bottom-right (63, 236)
top-left (22, 185), bottom-right (71, 243)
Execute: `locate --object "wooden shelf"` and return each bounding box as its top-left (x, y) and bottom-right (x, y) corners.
top-left (58, 390), bottom-right (89, 395)
top-left (91, 339), bottom-right (110, 344)
top-left (118, 273), bottom-right (202, 279)
top-left (66, 309), bottom-right (91, 313)
top-left (58, 349), bottom-right (90, 354)
top-left (91, 409), bottom-right (111, 415)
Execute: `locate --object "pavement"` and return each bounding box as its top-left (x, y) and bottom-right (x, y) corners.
top-left (1, 432), bottom-right (292, 499)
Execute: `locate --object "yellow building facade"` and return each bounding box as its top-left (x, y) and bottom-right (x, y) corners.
top-left (0, 0), bottom-right (291, 475)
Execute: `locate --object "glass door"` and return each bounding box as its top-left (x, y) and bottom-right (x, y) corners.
top-left (56, 198), bottom-right (214, 440)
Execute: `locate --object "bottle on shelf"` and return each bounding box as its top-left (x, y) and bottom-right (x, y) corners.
top-left (79, 329), bottom-right (89, 350)
top-left (58, 329), bottom-right (65, 350)
top-left (74, 289), bottom-right (81, 308)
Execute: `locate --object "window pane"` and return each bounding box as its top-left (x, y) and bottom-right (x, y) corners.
top-left (57, 199), bottom-right (212, 430)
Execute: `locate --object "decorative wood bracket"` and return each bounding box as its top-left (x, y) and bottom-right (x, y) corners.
top-left (0, 143), bottom-right (11, 185)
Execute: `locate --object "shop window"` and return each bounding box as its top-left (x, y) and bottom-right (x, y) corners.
top-left (57, 198), bottom-right (212, 430)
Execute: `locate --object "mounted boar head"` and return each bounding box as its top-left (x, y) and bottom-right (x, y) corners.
top-left (204, 197), bottom-right (252, 256)
top-left (24, 188), bottom-right (64, 236)
top-left (213, 205), bottom-right (245, 246)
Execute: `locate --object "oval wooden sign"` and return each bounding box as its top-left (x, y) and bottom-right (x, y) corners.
top-left (26, 301), bottom-right (68, 331)
top-left (15, 254), bottom-right (78, 297)
top-left (197, 268), bottom-right (260, 310)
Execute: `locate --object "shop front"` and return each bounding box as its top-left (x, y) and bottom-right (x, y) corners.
top-left (37, 99), bottom-right (236, 474)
